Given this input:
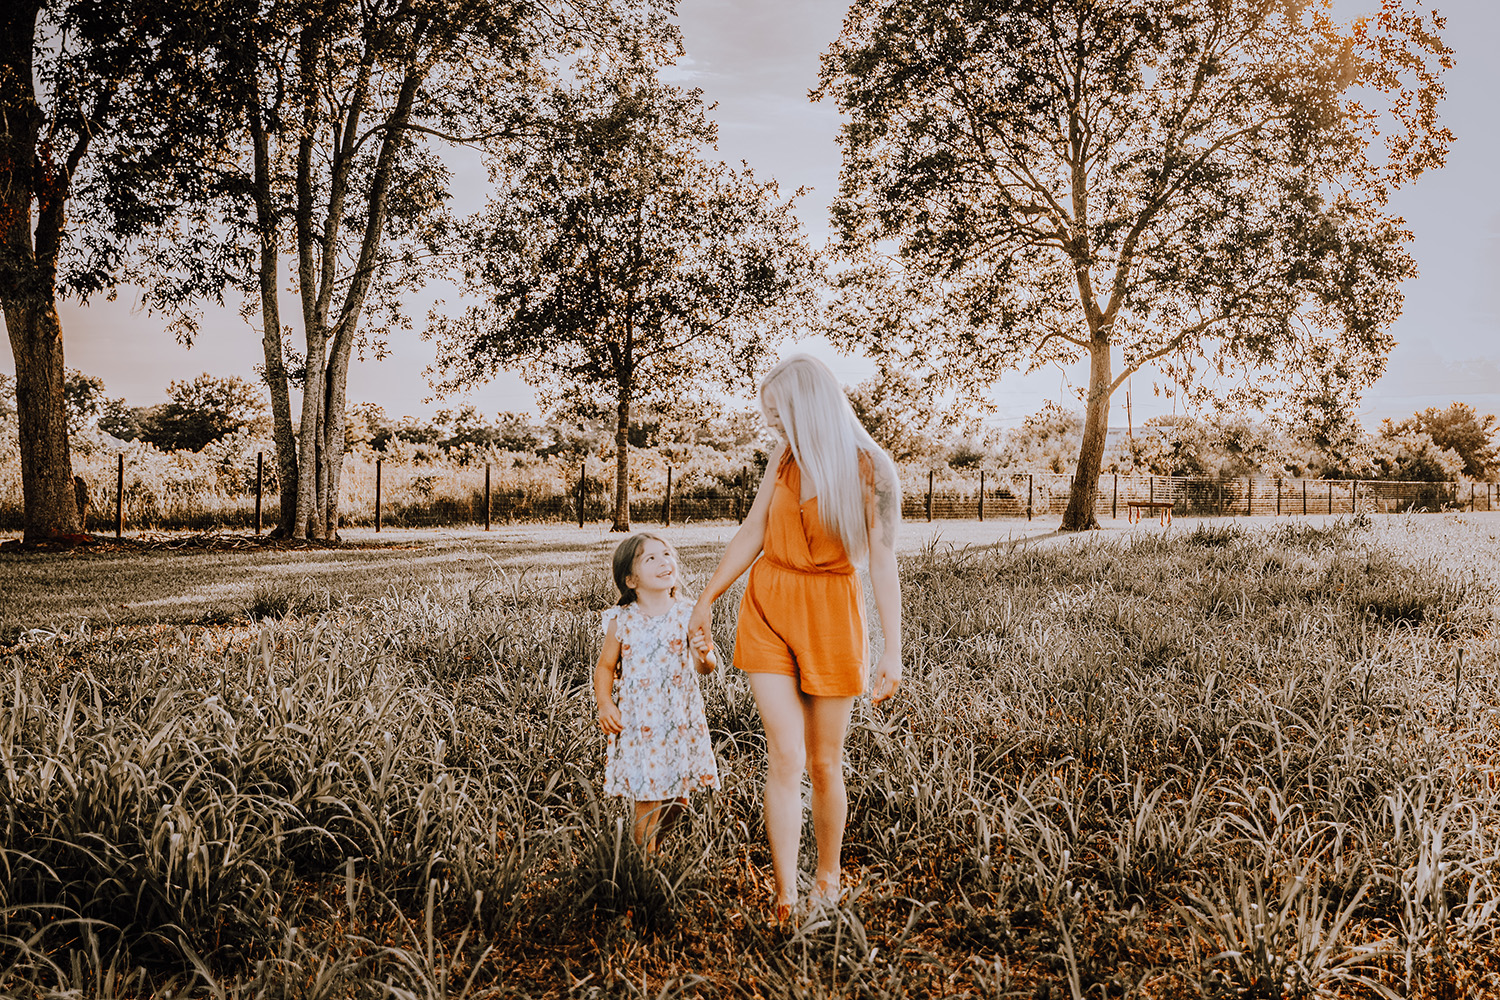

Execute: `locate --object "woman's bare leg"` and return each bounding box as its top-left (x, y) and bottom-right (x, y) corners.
top-left (747, 673), bottom-right (807, 908)
top-left (803, 694), bottom-right (855, 902)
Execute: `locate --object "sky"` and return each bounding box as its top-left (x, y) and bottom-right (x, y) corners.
top-left (6, 0), bottom-right (1497, 433)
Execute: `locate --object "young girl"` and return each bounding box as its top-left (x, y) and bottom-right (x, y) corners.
top-left (595, 532), bottom-right (720, 851)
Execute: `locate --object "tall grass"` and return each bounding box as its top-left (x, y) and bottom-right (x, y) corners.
top-left (1, 515), bottom-right (1498, 997)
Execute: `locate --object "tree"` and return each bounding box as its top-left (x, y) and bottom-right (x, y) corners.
top-left (817, 0), bottom-right (1452, 529)
top-left (431, 48), bottom-right (818, 531)
top-left (1132, 413), bottom-right (1281, 479)
top-left (98, 398), bottom-right (156, 443)
top-left (62, 370), bottom-right (106, 434)
top-left (1369, 428), bottom-right (1462, 483)
top-left (113, 0), bottom-right (648, 539)
top-left (149, 374), bottom-right (266, 452)
top-left (1382, 403), bottom-right (1498, 480)
top-left (844, 369), bottom-right (953, 464)
top-left (97, 375), bottom-right (265, 451)
top-left (0, 3), bottom-right (162, 541)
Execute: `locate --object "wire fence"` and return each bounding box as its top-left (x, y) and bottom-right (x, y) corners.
top-left (899, 472), bottom-right (1496, 522)
top-left (13, 454), bottom-right (1495, 534)
top-left (281, 467), bottom-right (1500, 530)
top-left (492, 470), bottom-right (1496, 528)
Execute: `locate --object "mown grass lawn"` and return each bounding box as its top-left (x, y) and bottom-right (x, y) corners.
top-left (2, 513), bottom-right (1499, 998)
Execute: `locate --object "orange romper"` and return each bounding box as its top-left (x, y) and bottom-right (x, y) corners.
top-left (734, 453), bottom-right (867, 697)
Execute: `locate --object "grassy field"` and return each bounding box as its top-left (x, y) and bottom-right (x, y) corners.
top-left (2, 513), bottom-right (1499, 998)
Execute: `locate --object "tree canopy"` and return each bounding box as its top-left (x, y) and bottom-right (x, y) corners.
top-left (844, 369), bottom-right (955, 464)
top-left (98, 0), bottom-right (659, 539)
top-left (431, 47), bottom-right (818, 530)
top-left (817, 0), bottom-right (1453, 529)
top-left (100, 374), bottom-right (266, 453)
top-left (1, 1), bottom-right (174, 541)
top-left (1382, 402), bottom-right (1497, 480)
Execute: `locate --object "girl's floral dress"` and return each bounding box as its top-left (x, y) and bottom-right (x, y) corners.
top-left (602, 599), bottom-right (720, 800)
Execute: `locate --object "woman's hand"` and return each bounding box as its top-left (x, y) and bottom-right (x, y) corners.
top-left (870, 648), bottom-right (902, 706)
top-left (687, 599), bottom-right (714, 653)
top-left (597, 698), bottom-right (623, 735)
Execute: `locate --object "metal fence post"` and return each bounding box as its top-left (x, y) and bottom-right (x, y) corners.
top-left (664, 465), bottom-right (673, 526)
top-left (1303, 479), bottom-right (1307, 516)
top-left (926, 470), bottom-right (934, 522)
top-left (255, 449), bottom-right (264, 536)
top-left (1352, 480), bottom-right (1359, 513)
top-left (1246, 476), bottom-right (1253, 516)
top-left (978, 470), bottom-right (985, 522)
top-left (115, 453), bottom-right (124, 539)
top-left (1027, 474), bottom-right (1033, 521)
top-left (1328, 481), bottom-right (1333, 515)
top-left (1112, 473), bottom-right (1118, 519)
top-left (1149, 476), bottom-right (1155, 504)
top-left (577, 467), bottom-right (586, 528)
top-left (484, 463), bottom-right (491, 530)
top-left (375, 458), bottom-right (382, 532)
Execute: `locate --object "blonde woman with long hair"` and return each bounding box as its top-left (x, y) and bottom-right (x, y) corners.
top-left (688, 354), bottom-right (902, 920)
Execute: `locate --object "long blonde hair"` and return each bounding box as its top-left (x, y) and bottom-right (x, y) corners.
top-left (760, 355), bottom-right (899, 565)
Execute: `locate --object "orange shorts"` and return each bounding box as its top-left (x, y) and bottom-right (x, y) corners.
top-left (733, 558), bottom-right (866, 698)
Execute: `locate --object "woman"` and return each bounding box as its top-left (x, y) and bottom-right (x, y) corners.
top-left (688, 354), bottom-right (902, 918)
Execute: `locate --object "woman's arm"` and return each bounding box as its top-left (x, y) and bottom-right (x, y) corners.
top-left (864, 453), bottom-right (903, 705)
top-left (594, 621), bottom-right (623, 734)
top-left (688, 442), bottom-right (785, 640)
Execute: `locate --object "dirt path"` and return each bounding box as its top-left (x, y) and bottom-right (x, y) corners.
top-left (9, 512), bottom-right (1497, 638)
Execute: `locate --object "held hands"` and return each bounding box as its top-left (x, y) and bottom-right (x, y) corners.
top-left (687, 600), bottom-right (714, 650)
top-left (597, 698), bottom-right (623, 735)
top-left (691, 628), bottom-right (718, 675)
top-left (688, 599), bottom-right (716, 675)
top-left (870, 648), bottom-right (903, 706)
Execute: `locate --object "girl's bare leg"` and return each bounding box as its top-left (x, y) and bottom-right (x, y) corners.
top-left (632, 799), bottom-right (665, 851)
top-left (747, 673), bottom-right (807, 910)
top-left (803, 694), bottom-right (855, 903)
top-left (632, 797), bottom-right (690, 853)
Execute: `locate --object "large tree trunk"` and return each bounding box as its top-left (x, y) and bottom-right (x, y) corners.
top-left (613, 390), bottom-right (631, 532)
top-left (250, 113), bottom-right (299, 537)
top-left (320, 318), bottom-right (355, 539)
top-left (291, 18), bottom-right (329, 541)
top-left (1, 2), bottom-right (80, 542)
top-left (293, 331), bottom-right (327, 538)
top-left (4, 299), bottom-right (80, 541)
top-left (1061, 337), bottom-right (1111, 531)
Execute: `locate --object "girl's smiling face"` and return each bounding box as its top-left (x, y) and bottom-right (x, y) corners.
top-left (626, 538), bottom-right (678, 598)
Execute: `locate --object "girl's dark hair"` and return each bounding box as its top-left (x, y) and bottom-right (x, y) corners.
top-left (611, 532), bottom-right (678, 605)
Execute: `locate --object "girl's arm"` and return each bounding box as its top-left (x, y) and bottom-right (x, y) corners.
top-left (687, 442), bottom-right (786, 641)
top-left (864, 453), bottom-right (903, 705)
top-left (595, 621), bottom-right (623, 734)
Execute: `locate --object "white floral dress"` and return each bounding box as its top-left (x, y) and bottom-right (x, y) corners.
top-left (602, 600), bottom-right (720, 800)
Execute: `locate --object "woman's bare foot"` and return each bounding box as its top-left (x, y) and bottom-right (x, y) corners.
top-left (774, 898), bottom-right (798, 925)
top-left (810, 873), bottom-right (841, 908)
